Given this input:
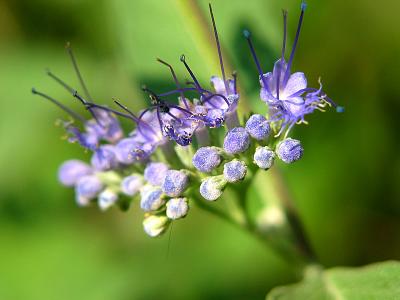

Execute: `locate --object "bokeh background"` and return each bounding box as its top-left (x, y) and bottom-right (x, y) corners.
top-left (1, 0), bottom-right (399, 299)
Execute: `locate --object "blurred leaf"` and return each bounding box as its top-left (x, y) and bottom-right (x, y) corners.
top-left (267, 261), bottom-right (400, 300)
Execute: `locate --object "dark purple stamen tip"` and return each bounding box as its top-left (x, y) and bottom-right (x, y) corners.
top-left (243, 29), bottom-right (268, 90)
top-left (32, 87), bottom-right (86, 123)
top-left (179, 54), bottom-right (203, 94)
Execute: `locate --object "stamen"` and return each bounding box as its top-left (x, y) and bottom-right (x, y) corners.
top-left (32, 87), bottom-right (86, 123)
top-left (283, 2), bottom-right (306, 85)
top-left (46, 70), bottom-right (100, 124)
top-left (208, 3), bottom-right (229, 93)
top-left (113, 100), bottom-right (158, 136)
top-left (277, 10), bottom-right (288, 100)
top-left (65, 42), bottom-right (92, 101)
top-left (180, 54), bottom-right (204, 94)
top-left (156, 58), bottom-right (190, 110)
top-left (232, 71), bottom-right (237, 94)
top-left (243, 29), bottom-right (269, 90)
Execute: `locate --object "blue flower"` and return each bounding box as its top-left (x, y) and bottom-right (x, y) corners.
top-left (244, 3), bottom-right (342, 137)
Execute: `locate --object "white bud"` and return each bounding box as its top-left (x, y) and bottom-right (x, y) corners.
top-left (143, 215), bottom-right (169, 237)
top-left (98, 189), bottom-right (118, 211)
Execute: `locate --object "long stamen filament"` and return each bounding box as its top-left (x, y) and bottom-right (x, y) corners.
top-left (32, 88), bottom-right (86, 123)
top-left (209, 3), bottom-right (229, 93)
top-left (65, 42), bottom-right (92, 101)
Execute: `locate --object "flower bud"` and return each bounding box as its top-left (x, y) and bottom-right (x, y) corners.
top-left (223, 127), bottom-right (250, 155)
top-left (98, 189), bottom-right (118, 211)
top-left (276, 138), bottom-right (303, 163)
top-left (121, 175), bottom-right (144, 196)
top-left (162, 170), bottom-right (189, 197)
top-left (199, 175), bottom-right (227, 201)
top-left (254, 146), bottom-right (275, 169)
top-left (166, 198), bottom-right (189, 220)
top-left (58, 160), bottom-right (92, 187)
top-left (140, 185), bottom-right (165, 212)
top-left (143, 215), bottom-right (169, 237)
top-left (144, 162), bottom-right (169, 186)
top-left (91, 145), bottom-right (118, 171)
top-left (192, 147), bottom-right (221, 173)
top-left (223, 160), bottom-right (247, 183)
top-left (75, 175), bottom-right (103, 200)
top-left (245, 114), bottom-right (271, 140)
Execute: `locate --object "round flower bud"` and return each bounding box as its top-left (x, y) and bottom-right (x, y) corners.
top-left (162, 170), bottom-right (189, 197)
top-left (223, 160), bottom-right (247, 183)
top-left (75, 175), bottom-right (103, 200)
top-left (98, 189), bottom-right (118, 211)
top-left (144, 162), bottom-right (169, 186)
top-left (276, 138), bottom-right (303, 163)
top-left (166, 198), bottom-right (189, 220)
top-left (91, 145), bottom-right (118, 171)
top-left (223, 127), bottom-right (250, 155)
top-left (254, 146), bottom-right (275, 169)
top-left (199, 175), bottom-right (227, 201)
top-left (140, 185), bottom-right (165, 212)
top-left (143, 215), bottom-right (169, 237)
top-left (245, 114), bottom-right (271, 140)
top-left (192, 147), bottom-right (221, 173)
top-left (58, 160), bottom-right (92, 187)
top-left (121, 175), bottom-right (144, 196)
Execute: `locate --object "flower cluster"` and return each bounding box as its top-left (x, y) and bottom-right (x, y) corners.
top-left (33, 3), bottom-right (341, 237)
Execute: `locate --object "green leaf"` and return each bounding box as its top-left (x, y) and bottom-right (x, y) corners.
top-left (267, 261), bottom-right (400, 300)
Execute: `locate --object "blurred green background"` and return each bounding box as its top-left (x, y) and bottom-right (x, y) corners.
top-left (0, 0), bottom-right (399, 299)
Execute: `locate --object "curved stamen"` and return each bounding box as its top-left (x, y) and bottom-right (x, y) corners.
top-left (158, 86), bottom-right (212, 97)
top-left (202, 93), bottom-right (230, 107)
top-left (32, 88), bottom-right (86, 123)
top-left (47, 70), bottom-right (100, 124)
top-left (209, 3), bottom-right (229, 94)
top-left (157, 58), bottom-right (190, 110)
top-left (65, 42), bottom-right (92, 101)
top-left (283, 2), bottom-right (306, 85)
top-left (168, 105), bottom-right (194, 116)
top-left (113, 100), bottom-right (158, 137)
top-left (243, 30), bottom-right (270, 92)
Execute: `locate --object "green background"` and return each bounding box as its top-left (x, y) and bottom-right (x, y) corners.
top-left (0, 0), bottom-right (399, 299)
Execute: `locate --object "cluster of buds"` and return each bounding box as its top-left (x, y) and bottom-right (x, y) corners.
top-left (32, 2), bottom-right (342, 237)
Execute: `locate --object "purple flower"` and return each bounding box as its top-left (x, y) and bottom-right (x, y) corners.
top-left (58, 160), bottom-right (92, 187)
top-left (192, 147), bottom-right (221, 173)
top-left (223, 127), bottom-right (250, 155)
top-left (276, 138), bottom-right (303, 163)
top-left (244, 3), bottom-right (342, 137)
top-left (162, 170), bottom-right (189, 197)
top-left (144, 162), bottom-right (169, 186)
